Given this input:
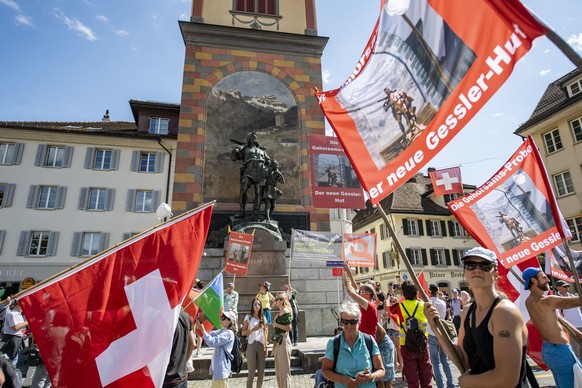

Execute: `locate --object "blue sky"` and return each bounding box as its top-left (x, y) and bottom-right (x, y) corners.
top-left (1, 0), bottom-right (581, 187)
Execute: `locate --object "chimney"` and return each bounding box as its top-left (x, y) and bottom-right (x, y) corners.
top-left (102, 109), bottom-right (110, 122)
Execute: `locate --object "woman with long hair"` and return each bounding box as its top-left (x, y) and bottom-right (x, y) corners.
top-left (272, 293), bottom-right (293, 388)
top-left (242, 297), bottom-right (268, 388)
top-left (425, 247), bottom-right (528, 387)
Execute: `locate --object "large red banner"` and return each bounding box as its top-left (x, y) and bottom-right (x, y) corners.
top-left (544, 243), bottom-right (582, 283)
top-left (315, 0), bottom-right (547, 205)
top-left (17, 203), bottom-right (214, 388)
top-left (308, 134), bottom-right (366, 209)
top-left (449, 137), bottom-right (570, 268)
top-left (225, 231), bottom-right (254, 276)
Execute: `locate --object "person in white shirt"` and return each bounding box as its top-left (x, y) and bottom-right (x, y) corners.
top-left (555, 280), bottom-right (582, 360)
top-left (427, 284), bottom-right (455, 388)
top-left (224, 282), bottom-right (239, 314)
top-left (1, 300), bottom-right (27, 367)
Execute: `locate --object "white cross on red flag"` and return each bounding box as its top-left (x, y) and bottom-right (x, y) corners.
top-left (429, 167), bottom-right (463, 197)
top-left (17, 202), bottom-right (214, 388)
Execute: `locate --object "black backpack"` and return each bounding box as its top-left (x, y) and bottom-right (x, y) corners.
top-left (401, 302), bottom-right (427, 353)
top-left (224, 333), bottom-right (244, 374)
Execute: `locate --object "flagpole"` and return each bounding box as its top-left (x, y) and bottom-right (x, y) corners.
top-left (339, 209), bottom-right (345, 311)
top-left (560, 238), bottom-right (582, 304)
top-left (377, 205), bottom-right (466, 373)
top-left (14, 201), bottom-right (216, 301)
top-left (288, 229), bottom-right (295, 286)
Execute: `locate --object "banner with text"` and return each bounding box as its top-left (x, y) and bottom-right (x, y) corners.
top-left (544, 243), bottom-right (582, 283)
top-left (291, 230), bottom-right (377, 268)
top-left (449, 137), bottom-right (570, 268)
top-left (308, 134), bottom-right (366, 209)
top-left (315, 0), bottom-right (547, 205)
top-left (225, 231), bottom-right (253, 276)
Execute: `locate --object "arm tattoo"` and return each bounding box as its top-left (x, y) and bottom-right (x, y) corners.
top-left (498, 330), bottom-right (511, 339)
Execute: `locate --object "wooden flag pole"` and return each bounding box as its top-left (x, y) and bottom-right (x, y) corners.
top-left (377, 205), bottom-right (466, 373)
top-left (560, 238), bottom-right (582, 305)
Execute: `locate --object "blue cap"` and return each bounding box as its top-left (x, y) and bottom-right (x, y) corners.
top-left (522, 267), bottom-right (542, 290)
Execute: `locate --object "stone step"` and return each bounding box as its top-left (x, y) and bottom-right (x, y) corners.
top-left (232, 366), bottom-right (305, 378)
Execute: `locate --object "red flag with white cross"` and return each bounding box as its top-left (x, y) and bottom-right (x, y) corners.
top-left (429, 167), bottom-right (463, 197)
top-left (17, 202), bottom-right (214, 388)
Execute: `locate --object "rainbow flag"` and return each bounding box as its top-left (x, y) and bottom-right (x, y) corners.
top-left (194, 272), bottom-right (224, 329)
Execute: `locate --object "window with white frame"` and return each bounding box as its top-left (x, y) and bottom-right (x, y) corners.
top-left (443, 193), bottom-right (459, 203)
top-left (568, 78), bottom-right (582, 97)
top-left (79, 188), bottom-right (115, 211)
top-left (543, 129), bottom-right (563, 154)
top-left (431, 248), bottom-right (447, 266)
top-left (453, 248), bottom-right (467, 266)
top-left (566, 217), bottom-right (582, 242)
top-left (571, 117), bottom-right (582, 143)
top-left (430, 220), bottom-right (442, 237)
top-left (406, 219), bottom-right (419, 236)
top-left (409, 248), bottom-right (423, 266)
top-left (26, 185), bottom-right (66, 209)
top-left (17, 231), bottom-right (59, 256)
top-left (553, 171), bottom-right (575, 197)
top-left (0, 142), bottom-right (23, 165)
top-left (148, 118), bottom-right (169, 135)
top-left (0, 184), bottom-right (15, 208)
top-left (131, 151), bottom-right (164, 173)
top-left (127, 189), bottom-right (161, 212)
top-left (450, 220), bottom-right (467, 238)
top-left (71, 232), bottom-right (110, 257)
top-left (84, 148), bottom-right (120, 170)
top-left (35, 145), bottom-right (73, 168)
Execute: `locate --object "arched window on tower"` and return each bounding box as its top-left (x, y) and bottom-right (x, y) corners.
top-left (234, 0), bottom-right (277, 16)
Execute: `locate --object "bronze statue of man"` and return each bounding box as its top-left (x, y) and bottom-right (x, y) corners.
top-left (231, 132), bottom-right (271, 219)
top-left (263, 159), bottom-right (285, 221)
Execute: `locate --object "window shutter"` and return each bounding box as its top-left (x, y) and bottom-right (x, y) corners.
top-left (4, 184), bottom-right (15, 207)
top-left (78, 188), bottom-right (89, 210)
top-left (126, 189), bottom-right (136, 211)
top-left (440, 221), bottom-right (447, 237)
top-left (63, 146), bottom-right (74, 168)
top-left (56, 187), bottom-right (67, 209)
top-left (12, 143), bottom-right (24, 165)
top-left (47, 231), bottom-right (59, 256)
top-left (452, 250), bottom-right (460, 266)
top-left (155, 152), bottom-right (165, 173)
top-left (105, 189), bottom-right (115, 211)
top-left (421, 249), bottom-right (428, 266)
top-left (35, 144), bottom-right (48, 166)
top-left (402, 219), bottom-right (409, 235)
top-left (100, 233), bottom-right (110, 251)
top-left (26, 185), bottom-right (40, 208)
top-left (111, 149), bottom-right (120, 170)
top-left (448, 221), bottom-right (454, 236)
top-left (418, 220), bottom-right (424, 236)
top-left (17, 231), bottom-right (31, 256)
top-left (152, 190), bottom-right (162, 211)
top-left (405, 248), bottom-right (411, 261)
top-left (425, 220), bottom-right (432, 236)
top-left (445, 249), bottom-right (452, 266)
top-left (131, 151), bottom-right (140, 172)
top-left (430, 249), bottom-right (436, 265)
top-left (0, 231), bottom-right (5, 255)
top-left (84, 148), bottom-right (95, 169)
top-left (71, 232), bottom-right (82, 256)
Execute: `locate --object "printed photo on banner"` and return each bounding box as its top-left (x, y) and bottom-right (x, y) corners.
top-left (315, 0), bottom-right (547, 204)
top-left (225, 231), bottom-right (254, 276)
top-left (308, 134), bottom-right (366, 209)
top-left (545, 243), bottom-right (582, 283)
top-left (343, 233), bottom-right (377, 268)
top-left (448, 137), bottom-right (569, 268)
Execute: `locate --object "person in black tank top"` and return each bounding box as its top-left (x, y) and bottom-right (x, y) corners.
top-left (424, 247), bottom-right (529, 387)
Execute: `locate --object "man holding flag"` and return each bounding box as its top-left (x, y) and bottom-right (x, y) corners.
top-left (523, 268), bottom-right (582, 387)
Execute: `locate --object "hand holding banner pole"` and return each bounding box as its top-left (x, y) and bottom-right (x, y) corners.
top-left (376, 205), bottom-right (466, 373)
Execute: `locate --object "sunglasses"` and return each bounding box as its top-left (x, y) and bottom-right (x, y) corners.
top-left (221, 315), bottom-right (229, 321)
top-left (463, 261), bottom-right (495, 272)
top-left (340, 318), bottom-right (359, 326)
top-left (358, 290), bottom-right (371, 295)
top-left (253, 303), bottom-right (262, 307)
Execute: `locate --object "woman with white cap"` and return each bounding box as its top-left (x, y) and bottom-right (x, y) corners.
top-left (196, 310), bottom-right (237, 387)
top-left (424, 247), bottom-right (528, 387)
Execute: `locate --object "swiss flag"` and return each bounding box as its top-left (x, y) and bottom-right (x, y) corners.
top-left (429, 167), bottom-right (463, 197)
top-left (17, 203), bottom-right (214, 388)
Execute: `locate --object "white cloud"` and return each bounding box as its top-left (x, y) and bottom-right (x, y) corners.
top-left (178, 12), bottom-right (189, 21)
top-left (567, 33), bottom-right (582, 51)
top-left (0, 0), bottom-right (21, 12)
top-left (489, 112), bottom-right (503, 118)
top-left (543, 49), bottom-right (550, 54)
top-left (322, 69), bottom-right (331, 85)
top-left (95, 15), bottom-right (109, 23)
top-left (540, 69), bottom-right (551, 76)
top-left (113, 28), bottom-right (128, 37)
top-left (15, 14), bottom-right (33, 27)
top-left (53, 8), bottom-right (98, 41)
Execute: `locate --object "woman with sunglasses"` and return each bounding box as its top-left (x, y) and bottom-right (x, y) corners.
top-left (241, 298), bottom-right (268, 388)
top-left (272, 293), bottom-right (293, 388)
top-left (195, 310), bottom-right (237, 387)
top-left (322, 300), bottom-right (385, 387)
top-left (424, 247), bottom-right (528, 388)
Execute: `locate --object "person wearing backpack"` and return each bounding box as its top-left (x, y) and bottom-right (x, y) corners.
top-left (241, 297), bottom-right (268, 388)
top-left (196, 310), bottom-right (237, 387)
top-left (321, 300), bottom-right (385, 387)
top-left (390, 280), bottom-right (432, 388)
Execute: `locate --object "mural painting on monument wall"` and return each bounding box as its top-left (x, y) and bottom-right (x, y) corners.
top-left (204, 71), bottom-right (300, 205)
